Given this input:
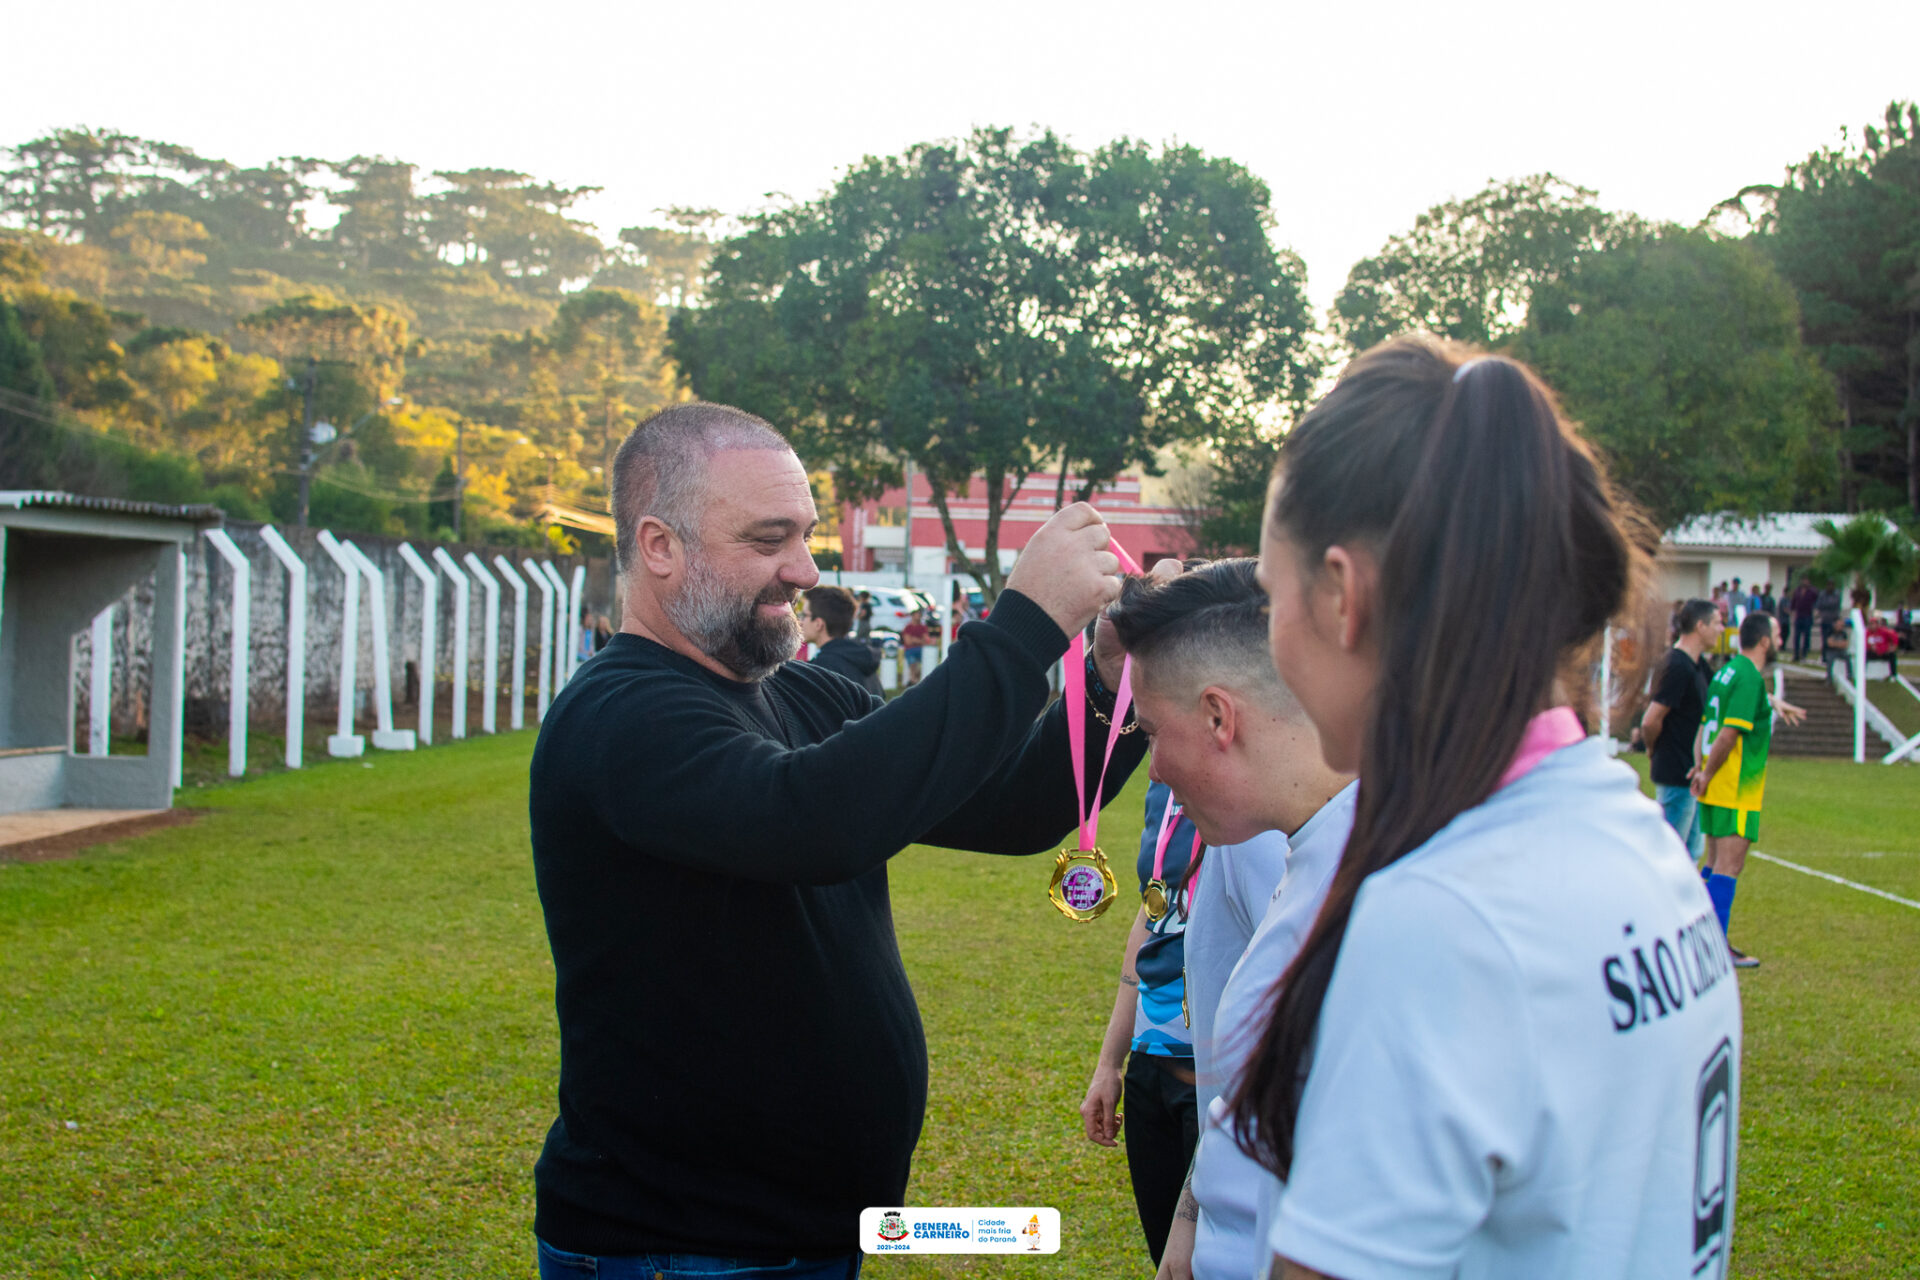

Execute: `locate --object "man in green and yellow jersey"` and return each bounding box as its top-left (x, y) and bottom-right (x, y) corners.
top-left (1692, 611), bottom-right (1803, 968)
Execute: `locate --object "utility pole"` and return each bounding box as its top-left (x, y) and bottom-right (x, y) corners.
top-left (901, 457), bottom-right (914, 589)
top-left (296, 356), bottom-right (317, 528)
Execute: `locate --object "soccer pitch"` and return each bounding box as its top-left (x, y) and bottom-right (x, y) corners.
top-left (0, 734), bottom-right (1912, 1277)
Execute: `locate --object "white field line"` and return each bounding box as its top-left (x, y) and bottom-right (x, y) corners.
top-left (1752, 851), bottom-right (1920, 912)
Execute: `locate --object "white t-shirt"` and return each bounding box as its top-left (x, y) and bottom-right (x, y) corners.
top-left (1190, 782), bottom-right (1357, 1280)
top-left (1184, 828), bottom-right (1293, 1119)
top-left (1261, 738), bottom-right (1741, 1280)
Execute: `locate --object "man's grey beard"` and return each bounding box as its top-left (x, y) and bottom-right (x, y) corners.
top-left (664, 547), bottom-right (801, 681)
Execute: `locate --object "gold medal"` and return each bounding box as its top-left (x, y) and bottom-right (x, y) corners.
top-left (1048, 847), bottom-right (1118, 923)
top-left (1142, 879), bottom-right (1170, 922)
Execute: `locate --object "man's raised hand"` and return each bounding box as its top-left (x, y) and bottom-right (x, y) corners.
top-left (1005, 502), bottom-right (1122, 639)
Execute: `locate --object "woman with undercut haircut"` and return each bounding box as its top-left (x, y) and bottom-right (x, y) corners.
top-left (1232, 337), bottom-right (1743, 1280)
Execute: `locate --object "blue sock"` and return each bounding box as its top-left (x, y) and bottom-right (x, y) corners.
top-left (1705, 873), bottom-right (1738, 936)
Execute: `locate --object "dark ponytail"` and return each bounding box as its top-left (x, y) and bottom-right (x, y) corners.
top-left (1228, 336), bottom-right (1655, 1178)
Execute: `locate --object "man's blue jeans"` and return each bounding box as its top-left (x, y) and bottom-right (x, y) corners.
top-left (537, 1238), bottom-right (861, 1279)
top-left (1657, 783), bottom-right (1703, 862)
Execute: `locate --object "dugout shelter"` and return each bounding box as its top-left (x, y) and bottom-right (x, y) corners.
top-left (0, 491), bottom-right (221, 816)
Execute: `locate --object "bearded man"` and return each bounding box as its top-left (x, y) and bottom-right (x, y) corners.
top-left (528, 403), bottom-right (1142, 1278)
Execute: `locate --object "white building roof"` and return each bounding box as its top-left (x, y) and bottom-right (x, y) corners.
top-left (1662, 512), bottom-right (1857, 554)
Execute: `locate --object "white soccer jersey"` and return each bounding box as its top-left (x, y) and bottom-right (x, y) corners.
top-left (1263, 738), bottom-right (1741, 1280)
top-left (1184, 828), bottom-right (1293, 1118)
top-left (1191, 783), bottom-right (1356, 1280)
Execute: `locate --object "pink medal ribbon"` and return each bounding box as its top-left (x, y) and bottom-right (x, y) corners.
top-left (1045, 535), bottom-right (1143, 922)
top-left (1142, 798), bottom-right (1205, 923)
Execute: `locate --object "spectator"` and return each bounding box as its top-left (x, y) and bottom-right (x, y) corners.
top-left (1727, 578), bottom-right (1749, 616)
top-left (854, 589), bottom-right (874, 639)
top-left (1824, 616), bottom-right (1854, 682)
top-left (576, 606), bottom-right (597, 665)
top-left (1757, 581), bottom-right (1776, 617)
top-left (801, 585), bottom-right (882, 695)
top-left (1866, 618), bottom-right (1901, 679)
top-left (1816, 583), bottom-right (1843, 647)
top-left (592, 614), bottom-right (613, 652)
top-left (1642, 599), bottom-right (1721, 863)
top-left (1789, 576), bottom-right (1818, 662)
top-left (900, 611), bottom-right (932, 685)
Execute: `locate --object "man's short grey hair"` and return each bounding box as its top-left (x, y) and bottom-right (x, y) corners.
top-left (612, 402), bottom-right (793, 572)
top-left (1105, 558), bottom-right (1303, 720)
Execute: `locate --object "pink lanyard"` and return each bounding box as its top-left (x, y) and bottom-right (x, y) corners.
top-left (1059, 537), bottom-right (1144, 852)
top-left (1062, 641), bottom-right (1132, 852)
top-left (1150, 798), bottom-right (1206, 894)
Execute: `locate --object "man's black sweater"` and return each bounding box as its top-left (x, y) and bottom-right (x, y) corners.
top-left (528, 589), bottom-right (1144, 1257)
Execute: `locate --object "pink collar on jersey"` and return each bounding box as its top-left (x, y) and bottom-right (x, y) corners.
top-left (1497, 706), bottom-right (1586, 790)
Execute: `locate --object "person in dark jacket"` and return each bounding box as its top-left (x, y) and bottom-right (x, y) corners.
top-left (802, 585), bottom-right (883, 695)
top-left (528, 403), bottom-right (1137, 1276)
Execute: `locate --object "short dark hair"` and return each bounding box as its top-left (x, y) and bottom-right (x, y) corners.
top-left (1675, 598), bottom-right (1718, 638)
top-left (611, 402), bottom-right (791, 572)
top-left (1105, 558), bottom-right (1295, 714)
top-left (1739, 611), bottom-right (1776, 649)
top-left (804, 585), bottom-right (857, 638)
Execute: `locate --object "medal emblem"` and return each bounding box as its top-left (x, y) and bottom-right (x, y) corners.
top-left (1049, 848), bottom-right (1118, 922)
top-left (1142, 878), bottom-right (1170, 922)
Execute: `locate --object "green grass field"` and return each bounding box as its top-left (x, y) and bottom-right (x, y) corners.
top-left (1, 733), bottom-right (1914, 1278)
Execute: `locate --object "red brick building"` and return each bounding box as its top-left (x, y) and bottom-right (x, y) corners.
top-left (839, 469), bottom-right (1197, 578)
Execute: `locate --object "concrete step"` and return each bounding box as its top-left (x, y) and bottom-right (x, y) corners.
top-left (1772, 670), bottom-right (1898, 757)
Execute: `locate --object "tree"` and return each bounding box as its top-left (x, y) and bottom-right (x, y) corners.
top-left (1805, 513), bottom-right (1919, 608)
top-left (1512, 226), bottom-right (1838, 530)
top-left (329, 156), bottom-right (429, 272)
top-left (1730, 101), bottom-right (1920, 518)
top-left (109, 211), bottom-right (210, 277)
top-left (671, 127), bottom-right (1316, 596)
top-left (1331, 174), bottom-right (1621, 352)
top-left (430, 168), bottom-right (603, 291)
top-left (599, 208), bottom-right (718, 308)
top-left (0, 297), bottom-right (56, 402)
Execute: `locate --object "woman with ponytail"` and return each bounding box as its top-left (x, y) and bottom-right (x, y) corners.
top-left (1234, 336), bottom-right (1742, 1280)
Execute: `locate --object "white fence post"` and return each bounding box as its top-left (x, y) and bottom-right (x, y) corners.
top-left (568, 563), bottom-right (587, 679)
top-left (434, 548), bottom-right (470, 740)
top-left (494, 557), bottom-right (529, 730)
top-left (1852, 607), bottom-right (1867, 764)
top-left (1595, 626), bottom-right (1613, 740)
top-left (89, 605), bottom-right (112, 756)
top-left (169, 546), bottom-right (187, 789)
top-left (259, 526), bottom-right (306, 768)
top-left (397, 544), bottom-right (438, 747)
top-left (203, 529), bottom-right (252, 777)
top-left (466, 554), bottom-right (502, 733)
top-left (315, 532), bottom-right (365, 757)
top-left (539, 561), bottom-right (570, 693)
top-left (523, 559), bottom-right (555, 721)
top-left (342, 540), bottom-right (415, 751)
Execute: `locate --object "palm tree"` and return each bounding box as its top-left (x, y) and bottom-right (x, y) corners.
top-left (1806, 515), bottom-right (1920, 611)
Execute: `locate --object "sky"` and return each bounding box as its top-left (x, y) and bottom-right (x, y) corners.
top-left (4, 0), bottom-right (1916, 311)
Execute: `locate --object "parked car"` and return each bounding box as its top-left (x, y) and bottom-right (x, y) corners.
top-left (860, 587), bottom-right (936, 632)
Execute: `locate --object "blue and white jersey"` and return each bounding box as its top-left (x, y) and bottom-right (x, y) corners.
top-left (1131, 781), bottom-right (1199, 1059)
